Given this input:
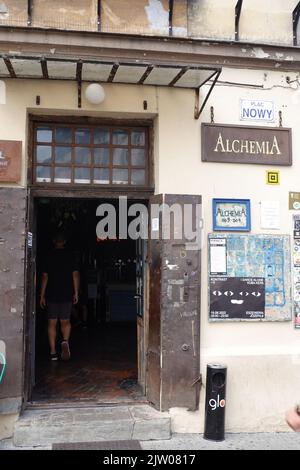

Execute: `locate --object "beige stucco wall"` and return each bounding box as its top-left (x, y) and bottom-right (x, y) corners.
top-left (157, 67), bottom-right (300, 432)
top-left (0, 68), bottom-right (299, 432)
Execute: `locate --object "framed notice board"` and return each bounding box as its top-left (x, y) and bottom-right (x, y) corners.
top-left (208, 234), bottom-right (291, 322)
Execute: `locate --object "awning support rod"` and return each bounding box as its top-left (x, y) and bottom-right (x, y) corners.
top-left (235, 0), bottom-right (243, 41)
top-left (293, 1), bottom-right (300, 46)
top-left (108, 63), bottom-right (119, 82)
top-left (97, 0), bottom-right (102, 32)
top-left (4, 57), bottom-right (16, 78)
top-left (40, 58), bottom-right (49, 79)
top-left (76, 61), bottom-right (82, 108)
top-left (27, 0), bottom-right (33, 27)
top-left (169, 0), bottom-right (174, 37)
top-left (168, 66), bottom-right (188, 87)
top-left (194, 70), bottom-right (221, 120)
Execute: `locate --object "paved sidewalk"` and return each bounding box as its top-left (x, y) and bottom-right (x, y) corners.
top-left (0, 433), bottom-right (300, 450)
top-left (142, 432), bottom-right (300, 450)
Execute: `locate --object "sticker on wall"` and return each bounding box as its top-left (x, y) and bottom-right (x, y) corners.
top-left (266, 170), bottom-right (280, 185)
top-left (27, 232), bottom-right (33, 248)
top-left (151, 217), bottom-right (159, 231)
top-left (289, 192), bottom-right (300, 210)
top-left (0, 340), bottom-right (6, 385)
top-left (293, 215), bottom-right (300, 329)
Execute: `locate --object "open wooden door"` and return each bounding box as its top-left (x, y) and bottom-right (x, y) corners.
top-left (23, 190), bottom-right (37, 405)
top-left (136, 237), bottom-right (146, 393)
top-left (146, 194), bottom-right (202, 411)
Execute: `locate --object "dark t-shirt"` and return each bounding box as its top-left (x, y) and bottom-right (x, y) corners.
top-left (42, 249), bottom-right (79, 302)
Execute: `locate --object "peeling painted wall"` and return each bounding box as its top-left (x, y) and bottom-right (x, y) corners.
top-left (187, 0), bottom-right (298, 45)
top-left (188, 0), bottom-right (236, 41)
top-left (101, 0), bottom-right (187, 36)
top-left (0, 0), bottom-right (188, 37)
top-left (0, 0), bottom-right (298, 46)
top-left (239, 0), bottom-right (297, 46)
top-left (0, 0), bottom-right (27, 27)
top-left (32, 0), bottom-right (97, 31)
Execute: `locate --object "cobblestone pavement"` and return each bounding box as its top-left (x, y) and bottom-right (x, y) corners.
top-left (0, 433), bottom-right (300, 450)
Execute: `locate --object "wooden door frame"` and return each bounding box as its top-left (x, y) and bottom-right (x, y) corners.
top-left (23, 188), bottom-right (152, 406)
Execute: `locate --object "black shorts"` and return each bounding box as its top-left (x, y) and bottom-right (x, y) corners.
top-left (47, 302), bottom-right (72, 320)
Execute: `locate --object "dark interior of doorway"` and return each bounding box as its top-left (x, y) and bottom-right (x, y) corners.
top-left (32, 197), bottom-right (146, 404)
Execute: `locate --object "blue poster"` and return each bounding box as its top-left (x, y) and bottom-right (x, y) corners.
top-left (208, 234), bottom-right (291, 321)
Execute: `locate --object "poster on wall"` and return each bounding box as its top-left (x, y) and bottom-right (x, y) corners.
top-left (208, 234), bottom-right (292, 322)
top-left (209, 237), bottom-right (227, 275)
top-left (210, 277), bottom-right (265, 320)
top-left (293, 216), bottom-right (300, 329)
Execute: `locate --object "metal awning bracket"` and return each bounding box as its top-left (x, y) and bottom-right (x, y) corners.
top-left (76, 61), bottom-right (83, 108)
top-left (235, 0), bottom-right (243, 41)
top-left (194, 69), bottom-right (221, 120)
top-left (293, 1), bottom-right (300, 46)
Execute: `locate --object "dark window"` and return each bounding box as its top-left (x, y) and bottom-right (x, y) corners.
top-left (33, 124), bottom-right (149, 187)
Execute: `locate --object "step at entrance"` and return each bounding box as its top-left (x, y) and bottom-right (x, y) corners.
top-left (13, 405), bottom-right (171, 447)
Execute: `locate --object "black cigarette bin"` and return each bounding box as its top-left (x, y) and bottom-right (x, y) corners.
top-left (203, 363), bottom-right (227, 441)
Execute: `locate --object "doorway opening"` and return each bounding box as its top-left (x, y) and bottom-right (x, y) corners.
top-left (30, 196), bottom-right (148, 405)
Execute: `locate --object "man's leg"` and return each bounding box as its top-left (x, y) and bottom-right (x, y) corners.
top-left (60, 320), bottom-right (71, 361)
top-left (60, 319), bottom-right (71, 343)
top-left (60, 303), bottom-right (72, 361)
top-left (48, 319), bottom-right (58, 354)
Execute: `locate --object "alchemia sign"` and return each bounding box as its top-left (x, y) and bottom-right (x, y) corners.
top-left (201, 123), bottom-right (292, 166)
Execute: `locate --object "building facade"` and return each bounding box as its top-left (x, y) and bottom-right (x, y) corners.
top-left (1, 0), bottom-right (300, 439)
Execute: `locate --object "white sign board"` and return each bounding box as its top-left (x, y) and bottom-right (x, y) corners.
top-left (209, 238), bottom-right (227, 275)
top-left (260, 200), bottom-right (280, 230)
top-left (240, 99), bottom-right (274, 122)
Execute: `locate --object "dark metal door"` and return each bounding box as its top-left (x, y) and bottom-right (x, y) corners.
top-left (0, 188), bottom-right (26, 414)
top-left (146, 194), bottom-right (202, 411)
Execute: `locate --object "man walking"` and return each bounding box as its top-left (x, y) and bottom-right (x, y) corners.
top-left (40, 232), bottom-right (80, 361)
